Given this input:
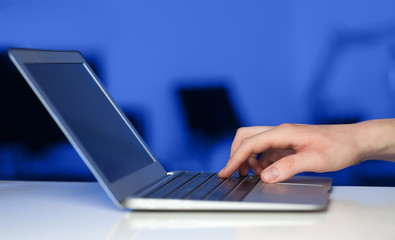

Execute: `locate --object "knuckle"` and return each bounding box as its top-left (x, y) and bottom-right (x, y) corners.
top-left (235, 127), bottom-right (247, 137)
top-left (240, 137), bottom-right (251, 146)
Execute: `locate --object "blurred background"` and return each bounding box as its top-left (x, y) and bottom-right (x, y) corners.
top-left (1, 0), bottom-right (395, 185)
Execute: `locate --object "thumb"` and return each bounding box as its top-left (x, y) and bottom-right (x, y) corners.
top-left (260, 154), bottom-right (307, 183)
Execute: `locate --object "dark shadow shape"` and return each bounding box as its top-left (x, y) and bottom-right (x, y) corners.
top-left (0, 52), bottom-right (67, 153)
top-left (178, 85), bottom-right (242, 140)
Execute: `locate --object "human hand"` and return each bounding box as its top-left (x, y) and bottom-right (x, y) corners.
top-left (218, 123), bottom-right (370, 183)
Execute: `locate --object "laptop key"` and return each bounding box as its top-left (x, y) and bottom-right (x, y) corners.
top-left (147, 172), bottom-right (198, 198)
top-left (167, 173), bottom-right (215, 199)
top-left (224, 176), bottom-right (260, 201)
top-left (205, 176), bottom-right (243, 201)
top-left (186, 175), bottom-right (225, 200)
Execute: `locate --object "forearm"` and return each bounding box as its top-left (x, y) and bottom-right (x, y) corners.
top-left (355, 119), bottom-right (395, 162)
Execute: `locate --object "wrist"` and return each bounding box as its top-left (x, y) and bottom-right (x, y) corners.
top-left (354, 119), bottom-right (395, 162)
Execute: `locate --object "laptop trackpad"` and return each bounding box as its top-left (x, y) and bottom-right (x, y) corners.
top-left (244, 180), bottom-right (330, 206)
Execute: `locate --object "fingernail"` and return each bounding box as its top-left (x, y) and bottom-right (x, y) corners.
top-left (262, 167), bottom-right (279, 183)
top-left (219, 169), bottom-right (224, 175)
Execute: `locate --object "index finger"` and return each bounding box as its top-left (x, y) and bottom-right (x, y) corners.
top-left (219, 126), bottom-right (295, 178)
top-left (230, 126), bottom-right (273, 157)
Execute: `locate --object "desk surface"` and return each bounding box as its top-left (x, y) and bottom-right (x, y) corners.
top-left (0, 181), bottom-right (394, 240)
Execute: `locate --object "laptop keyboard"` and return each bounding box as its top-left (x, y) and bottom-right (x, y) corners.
top-left (143, 172), bottom-right (260, 201)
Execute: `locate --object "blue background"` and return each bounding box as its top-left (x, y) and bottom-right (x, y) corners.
top-left (1, 0), bottom-right (395, 185)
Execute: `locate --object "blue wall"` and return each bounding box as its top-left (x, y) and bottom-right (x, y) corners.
top-left (1, 0), bottom-right (395, 184)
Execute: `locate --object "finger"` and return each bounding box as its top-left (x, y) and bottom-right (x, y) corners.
top-left (238, 154), bottom-right (264, 176)
top-left (247, 156), bottom-right (264, 176)
top-left (220, 126), bottom-right (273, 178)
top-left (238, 154), bottom-right (257, 176)
top-left (220, 127), bottom-right (294, 178)
top-left (260, 152), bottom-right (314, 183)
top-left (237, 161), bottom-right (250, 176)
top-left (230, 126), bottom-right (273, 157)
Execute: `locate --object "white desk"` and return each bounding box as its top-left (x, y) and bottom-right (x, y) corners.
top-left (0, 181), bottom-right (394, 240)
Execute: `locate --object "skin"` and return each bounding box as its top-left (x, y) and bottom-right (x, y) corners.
top-left (218, 119), bottom-right (395, 183)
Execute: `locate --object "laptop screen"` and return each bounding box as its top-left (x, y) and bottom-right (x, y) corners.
top-left (25, 63), bottom-right (154, 182)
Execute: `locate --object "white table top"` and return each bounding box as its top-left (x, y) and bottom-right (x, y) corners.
top-left (0, 181), bottom-right (394, 240)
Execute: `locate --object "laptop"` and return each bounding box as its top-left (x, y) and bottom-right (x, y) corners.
top-left (8, 48), bottom-right (332, 211)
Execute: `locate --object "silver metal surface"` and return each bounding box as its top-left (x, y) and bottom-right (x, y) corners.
top-left (123, 175), bottom-right (331, 211)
